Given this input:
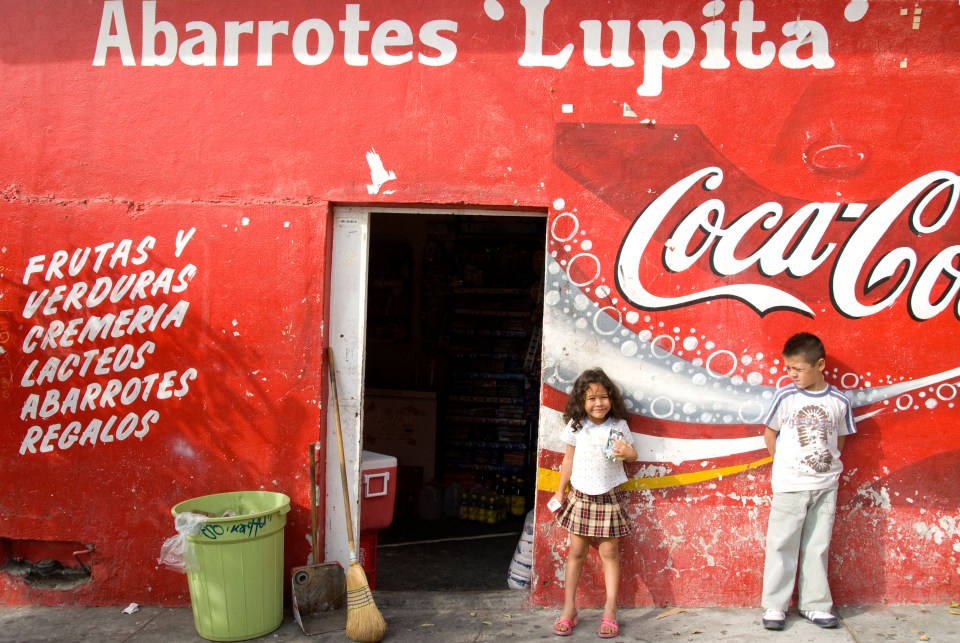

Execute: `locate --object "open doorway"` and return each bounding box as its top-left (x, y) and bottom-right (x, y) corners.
top-left (362, 210), bottom-right (545, 591)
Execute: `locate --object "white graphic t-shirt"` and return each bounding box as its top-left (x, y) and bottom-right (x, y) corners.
top-left (560, 417), bottom-right (634, 495)
top-left (762, 384), bottom-right (856, 493)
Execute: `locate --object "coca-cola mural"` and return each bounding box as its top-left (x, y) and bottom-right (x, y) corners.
top-left (533, 119), bottom-right (960, 605)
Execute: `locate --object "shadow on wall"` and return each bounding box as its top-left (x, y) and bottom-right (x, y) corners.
top-left (625, 497), bottom-right (676, 607)
top-left (838, 448), bottom-right (960, 605)
top-left (833, 413), bottom-right (886, 606)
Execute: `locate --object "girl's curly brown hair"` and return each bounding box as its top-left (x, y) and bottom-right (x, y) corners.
top-left (562, 367), bottom-right (629, 431)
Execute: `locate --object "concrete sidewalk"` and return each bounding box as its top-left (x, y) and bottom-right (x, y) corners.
top-left (2, 591), bottom-right (958, 642)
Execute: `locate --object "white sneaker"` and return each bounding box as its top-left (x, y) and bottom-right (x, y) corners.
top-left (800, 610), bottom-right (839, 628)
top-left (762, 609), bottom-right (786, 630)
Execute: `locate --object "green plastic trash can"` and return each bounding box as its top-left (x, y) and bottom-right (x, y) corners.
top-left (171, 491), bottom-right (291, 642)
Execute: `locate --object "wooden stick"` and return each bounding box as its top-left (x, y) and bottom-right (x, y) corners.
top-left (309, 442), bottom-right (319, 563)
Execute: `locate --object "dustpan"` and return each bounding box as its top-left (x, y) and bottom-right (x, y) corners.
top-left (291, 442), bottom-right (347, 635)
top-left (291, 561), bottom-right (346, 634)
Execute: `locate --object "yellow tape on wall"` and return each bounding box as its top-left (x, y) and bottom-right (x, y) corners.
top-left (536, 456), bottom-right (772, 492)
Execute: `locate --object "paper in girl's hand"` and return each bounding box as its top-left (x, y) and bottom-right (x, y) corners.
top-left (604, 429), bottom-right (625, 461)
top-left (547, 498), bottom-right (562, 512)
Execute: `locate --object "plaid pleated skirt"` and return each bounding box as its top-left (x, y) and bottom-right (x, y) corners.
top-left (556, 487), bottom-right (631, 538)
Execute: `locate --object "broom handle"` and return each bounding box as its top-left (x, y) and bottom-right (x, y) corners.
top-left (328, 348), bottom-right (358, 555)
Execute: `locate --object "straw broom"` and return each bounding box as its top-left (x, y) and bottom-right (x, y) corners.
top-left (328, 349), bottom-right (387, 643)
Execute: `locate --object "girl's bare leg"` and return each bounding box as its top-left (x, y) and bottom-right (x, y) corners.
top-left (597, 537), bottom-right (620, 634)
top-left (560, 533), bottom-right (590, 628)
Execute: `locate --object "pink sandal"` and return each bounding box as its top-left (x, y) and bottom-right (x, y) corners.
top-left (552, 616), bottom-right (577, 636)
top-left (598, 615), bottom-right (619, 638)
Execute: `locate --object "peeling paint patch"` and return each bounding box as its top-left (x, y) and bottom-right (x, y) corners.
top-left (365, 148), bottom-right (396, 194)
top-left (857, 485), bottom-right (891, 509)
top-left (634, 464), bottom-right (671, 478)
top-left (697, 534), bottom-right (720, 567)
top-left (912, 515), bottom-right (960, 545)
top-left (721, 492), bottom-right (767, 507)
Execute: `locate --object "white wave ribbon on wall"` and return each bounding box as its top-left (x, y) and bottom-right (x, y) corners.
top-left (538, 255), bottom-right (960, 462)
top-left (538, 406), bottom-right (765, 465)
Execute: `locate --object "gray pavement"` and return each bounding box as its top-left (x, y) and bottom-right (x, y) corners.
top-left (2, 591), bottom-right (959, 642)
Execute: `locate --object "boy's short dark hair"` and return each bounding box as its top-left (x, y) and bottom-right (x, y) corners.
top-left (782, 332), bottom-right (825, 365)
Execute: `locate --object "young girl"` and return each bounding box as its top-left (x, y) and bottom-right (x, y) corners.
top-left (551, 368), bottom-right (637, 638)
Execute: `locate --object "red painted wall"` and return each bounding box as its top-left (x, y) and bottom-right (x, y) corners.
top-left (2, 0), bottom-right (959, 608)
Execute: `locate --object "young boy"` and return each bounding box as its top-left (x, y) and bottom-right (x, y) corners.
top-left (760, 332), bottom-right (855, 631)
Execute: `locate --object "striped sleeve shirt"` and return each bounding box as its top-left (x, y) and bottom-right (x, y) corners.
top-left (762, 384), bottom-right (856, 493)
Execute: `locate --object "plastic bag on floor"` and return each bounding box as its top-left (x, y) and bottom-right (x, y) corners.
top-left (507, 509), bottom-right (535, 589)
top-left (158, 511), bottom-right (209, 572)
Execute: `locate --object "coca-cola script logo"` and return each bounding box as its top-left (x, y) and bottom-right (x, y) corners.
top-left (616, 166), bottom-right (960, 320)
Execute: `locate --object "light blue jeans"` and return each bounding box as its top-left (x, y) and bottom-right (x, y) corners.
top-left (761, 487), bottom-right (837, 612)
